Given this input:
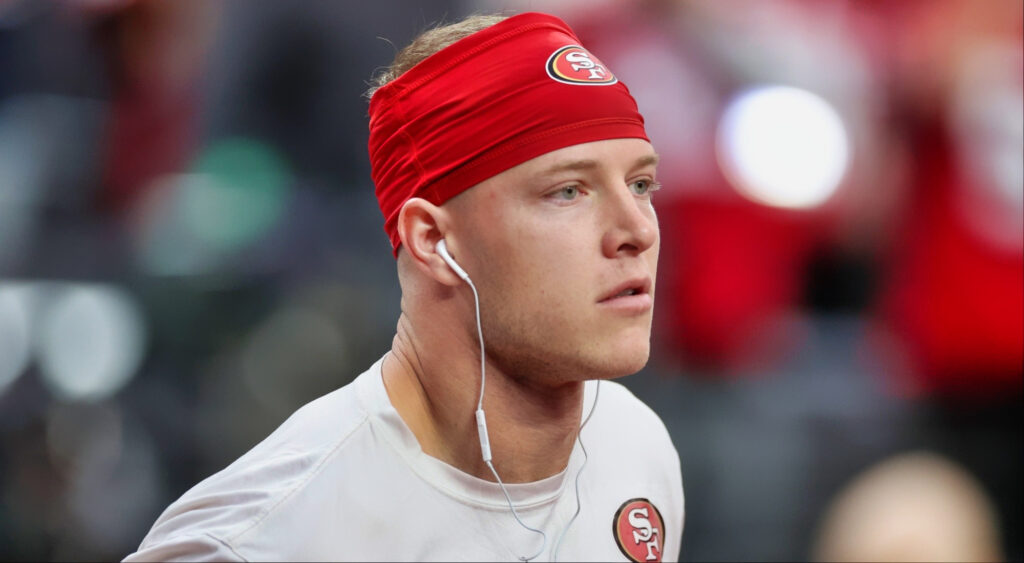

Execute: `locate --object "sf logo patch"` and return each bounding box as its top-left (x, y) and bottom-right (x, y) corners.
top-left (613, 498), bottom-right (665, 562)
top-left (546, 45), bottom-right (618, 85)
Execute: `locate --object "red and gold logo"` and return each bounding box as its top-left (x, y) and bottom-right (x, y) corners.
top-left (613, 498), bottom-right (665, 562)
top-left (546, 45), bottom-right (618, 85)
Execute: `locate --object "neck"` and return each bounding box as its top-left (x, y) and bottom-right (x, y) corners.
top-left (383, 312), bottom-right (585, 483)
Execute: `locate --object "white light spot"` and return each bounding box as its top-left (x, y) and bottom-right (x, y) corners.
top-left (37, 284), bottom-right (146, 401)
top-left (0, 282), bottom-right (34, 395)
top-left (240, 306), bottom-right (347, 413)
top-left (718, 85), bottom-right (850, 209)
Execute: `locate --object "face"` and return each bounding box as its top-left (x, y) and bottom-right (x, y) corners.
top-left (444, 138), bottom-right (660, 384)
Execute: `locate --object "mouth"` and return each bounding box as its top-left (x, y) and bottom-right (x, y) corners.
top-left (597, 277), bottom-right (653, 304)
top-left (611, 287), bottom-right (641, 298)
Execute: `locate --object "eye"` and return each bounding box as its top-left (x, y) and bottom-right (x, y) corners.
top-left (550, 185), bottom-right (582, 200)
top-left (629, 179), bottom-right (661, 196)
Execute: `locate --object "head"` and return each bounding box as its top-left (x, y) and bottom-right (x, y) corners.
top-left (368, 13), bottom-right (660, 383)
top-left (813, 452), bottom-right (1003, 562)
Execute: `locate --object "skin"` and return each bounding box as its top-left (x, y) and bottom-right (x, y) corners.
top-left (383, 138), bottom-right (660, 483)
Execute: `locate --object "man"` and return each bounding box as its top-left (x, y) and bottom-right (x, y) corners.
top-left (126, 12), bottom-right (683, 562)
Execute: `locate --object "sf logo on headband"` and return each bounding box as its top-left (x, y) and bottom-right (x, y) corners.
top-left (546, 45), bottom-right (618, 85)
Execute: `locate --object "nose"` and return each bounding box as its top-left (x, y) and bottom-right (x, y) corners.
top-left (600, 186), bottom-right (658, 258)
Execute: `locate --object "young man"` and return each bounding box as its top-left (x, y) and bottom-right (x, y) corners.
top-left (126, 12), bottom-right (682, 562)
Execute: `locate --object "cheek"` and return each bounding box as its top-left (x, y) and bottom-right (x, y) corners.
top-left (495, 246), bottom-right (578, 306)
top-left (482, 236), bottom-right (588, 329)
top-left (492, 210), bottom-right (591, 268)
top-left (468, 201), bottom-right (597, 308)
top-left (516, 229), bottom-right (593, 300)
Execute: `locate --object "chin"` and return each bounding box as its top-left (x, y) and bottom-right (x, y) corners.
top-left (491, 324), bottom-right (652, 384)
top-left (588, 339), bottom-right (651, 380)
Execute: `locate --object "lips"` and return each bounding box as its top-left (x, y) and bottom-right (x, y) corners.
top-left (597, 276), bottom-right (653, 304)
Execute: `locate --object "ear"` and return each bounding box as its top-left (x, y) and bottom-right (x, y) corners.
top-left (396, 197), bottom-right (464, 286)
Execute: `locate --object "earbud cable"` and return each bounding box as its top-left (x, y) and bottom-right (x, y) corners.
top-left (465, 278), bottom-right (547, 561)
top-left (551, 380), bottom-right (600, 562)
top-left (465, 274), bottom-right (600, 562)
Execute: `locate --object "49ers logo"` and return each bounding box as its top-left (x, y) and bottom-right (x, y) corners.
top-left (546, 45), bottom-right (618, 85)
top-left (613, 498), bottom-right (665, 562)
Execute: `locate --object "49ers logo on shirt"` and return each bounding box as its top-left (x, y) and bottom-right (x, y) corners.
top-left (546, 45), bottom-right (618, 85)
top-left (613, 498), bottom-right (665, 562)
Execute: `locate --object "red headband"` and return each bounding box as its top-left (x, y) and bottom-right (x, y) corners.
top-left (368, 12), bottom-right (649, 255)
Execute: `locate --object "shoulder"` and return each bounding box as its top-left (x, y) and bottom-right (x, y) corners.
top-left (127, 363), bottom-right (382, 560)
top-left (123, 533), bottom-right (243, 562)
top-left (588, 379), bottom-right (677, 452)
top-left (584, 378), bottom-right (682, 489)
top-left (585, 379), bottom-right (685, 561)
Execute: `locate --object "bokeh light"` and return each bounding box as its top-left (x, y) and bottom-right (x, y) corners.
top-left (37, 284), bottom-right (147, 402)
top-left (950, 39), bottom-right (1024, 251)
top-left (46, 401), bottom-right (123, 479)
top-left (186, 137), bottom-right (290, 252)
top-left (717, 85), bottom-right (850, 209)
top-left (135, 137), bottom-right (291, 276)
top-left (0, 282), bottom-right (34, 396)
top-left (240, 305), bottom-right (348, 414)
top-left (135, 173), bottom-right (219, 276)
top-left (0, 97), bottom-right (46, 268)
top-left (43, 401), bottom-right (164, 555)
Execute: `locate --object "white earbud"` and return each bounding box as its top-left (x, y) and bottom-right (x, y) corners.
top-left (436, 239), bottom-right (471, 282)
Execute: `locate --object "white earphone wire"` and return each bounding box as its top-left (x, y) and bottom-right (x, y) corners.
top-left (551, 380), bottom-right (600, 562)
top-left (463, 276), bottom-right (547, 561)
top-left (440, 239), bottom-right (597, 562)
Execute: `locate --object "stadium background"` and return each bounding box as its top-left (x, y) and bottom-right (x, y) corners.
top-left (0, 0), bottom-right (1021, 560)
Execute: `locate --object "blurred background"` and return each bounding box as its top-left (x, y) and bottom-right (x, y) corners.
top-left (0, 0), bottom-right (1020, 560)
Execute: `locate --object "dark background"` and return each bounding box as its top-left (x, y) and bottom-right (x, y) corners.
top-left (0, 0), bottom-right (1021, 560)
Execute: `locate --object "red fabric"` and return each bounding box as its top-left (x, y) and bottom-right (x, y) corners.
top-left (878, 127), bottom-right (1024, 399)
top-left (368, 12), bottom-right (649, 254)
top-left (655, 196), bottom-right (827, 371)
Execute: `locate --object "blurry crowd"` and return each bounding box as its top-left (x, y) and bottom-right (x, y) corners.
top-left (0, 0), bottom-right (1020, 561)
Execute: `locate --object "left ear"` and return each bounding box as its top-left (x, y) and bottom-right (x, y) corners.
top-left (396, 197), bottom-right (464, 286)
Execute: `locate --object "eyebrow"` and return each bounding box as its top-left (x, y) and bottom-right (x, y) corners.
top-left (541, 153), bottom-right (660, 176)
top-left (633, 153), bottom-right (660, 169)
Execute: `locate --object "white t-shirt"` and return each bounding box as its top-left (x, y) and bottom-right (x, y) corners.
top-left (125, 357), bottom-right (684, 562)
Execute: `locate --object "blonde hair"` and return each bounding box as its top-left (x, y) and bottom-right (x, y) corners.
top-left (366, 14), bottom-right (509, 99)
